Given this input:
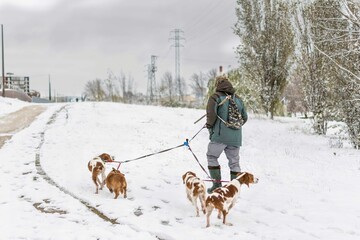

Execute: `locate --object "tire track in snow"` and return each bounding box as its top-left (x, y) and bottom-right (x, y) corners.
top-left (34, 104), bottom-right (166, 240)
top-left (34, 105), bottom-right (119, 225)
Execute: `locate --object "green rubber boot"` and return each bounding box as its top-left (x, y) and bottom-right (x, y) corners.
top-left (207, 166), bottom-right (222, 194)
top-left (230, 171), bottom-right (241, 180)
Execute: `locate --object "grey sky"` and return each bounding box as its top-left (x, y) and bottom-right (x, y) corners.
top-left (1, 0), bottom-right (239, 97)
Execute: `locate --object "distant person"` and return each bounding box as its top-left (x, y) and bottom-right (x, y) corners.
top-left (205, 75), bottom-right (248, 193)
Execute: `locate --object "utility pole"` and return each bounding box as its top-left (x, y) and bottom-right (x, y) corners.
top-left (48, 74), bottom-right (51, 101)
top-left (169, 29), bottom-right (185, 101)
top-left (147, 55), bottom-right (157, 103)
top-left (1, 24), bottom-right (5, 97)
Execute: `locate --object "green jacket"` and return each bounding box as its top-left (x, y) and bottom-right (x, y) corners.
top-left (206, 80), bottom-right (248, 147)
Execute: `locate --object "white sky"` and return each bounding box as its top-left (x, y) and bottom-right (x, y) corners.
top-left (0, 0), bottom-right (239, 97)
top-left (1, 97), bottom-right (359, 239)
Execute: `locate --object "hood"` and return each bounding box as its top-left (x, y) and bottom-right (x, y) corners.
top-left (215, 79), bottom-right (235, 94)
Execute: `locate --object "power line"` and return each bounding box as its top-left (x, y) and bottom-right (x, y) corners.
top-left (184, 1), bottom-right (223, 34)
top-left (184, 0), bottom-right (236, 38)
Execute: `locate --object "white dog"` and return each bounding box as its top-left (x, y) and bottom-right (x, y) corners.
top-left (205, 172), bottom-right (259, 227)
top-left (182, 171), bottom-right (207, 217)
top-left (87, 157), bottom-right (106, 194)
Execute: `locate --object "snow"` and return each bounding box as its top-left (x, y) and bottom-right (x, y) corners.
top-left (0, 96), bottom-right (29, 116)
top-left (0, 97), bottom-right (359, 240)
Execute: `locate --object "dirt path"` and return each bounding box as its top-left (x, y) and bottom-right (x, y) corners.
top-left (0, 105), bottom-right (46, 148)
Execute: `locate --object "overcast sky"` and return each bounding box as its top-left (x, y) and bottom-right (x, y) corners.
top-left (0, 0), bottom-right (239, 97)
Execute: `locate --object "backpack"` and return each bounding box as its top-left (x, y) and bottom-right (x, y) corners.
top-left (216, 93), bottom-right (244, 130)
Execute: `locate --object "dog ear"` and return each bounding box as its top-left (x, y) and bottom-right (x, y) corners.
top-left (244, 174), bottom-right (250, 187)
top-left (239, 173), bottom-right (250, 187)
top-left (182, 173), bottom-right (186, 184)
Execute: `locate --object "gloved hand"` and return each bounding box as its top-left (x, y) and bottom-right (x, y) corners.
top-left (205, 123), bottom-right (212, 129)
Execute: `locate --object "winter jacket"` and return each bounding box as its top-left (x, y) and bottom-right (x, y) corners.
top-left (206, 79), bottom-right (248, 147)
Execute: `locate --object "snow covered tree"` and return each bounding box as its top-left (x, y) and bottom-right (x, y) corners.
top-left (234, 0), bottom-right (295, 119)
top-left (294, 2), bottom-right (332, 134)
top-left (229, 69), bottom-right (263, 113)
top-left (305, 0), bottom-right (360, 147)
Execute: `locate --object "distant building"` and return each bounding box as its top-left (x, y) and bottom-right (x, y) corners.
top-left (1, 75), bottom-right (37, 102)
top-left (3, 76), bottom-right (30, 94)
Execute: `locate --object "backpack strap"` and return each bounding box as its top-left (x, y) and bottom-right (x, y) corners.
top-left (216, 93), bottom-right (232, 126)
top-left (215, 92), bottom-right (231, 107)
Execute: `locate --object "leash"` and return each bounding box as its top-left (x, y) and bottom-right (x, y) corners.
top-left (184, 139), bottom-right (212, 180)
top-left (184, 139), bottom-right (229, 183)
top-left (123, 143), bottom-right (185, 164)
top-left (110, 126), bottom-right (205, 170)
top-left (106, 126), bottom-right (228, 183)
top-left (188, 126), bottom-right (205, 142)
top-left (111, 143), bottom-right (185, 170)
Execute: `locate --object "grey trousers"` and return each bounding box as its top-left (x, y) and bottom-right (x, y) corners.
top-left (206, 142), bottom-right (241, 172)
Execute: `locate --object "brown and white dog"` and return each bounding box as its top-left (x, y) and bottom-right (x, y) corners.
top-left (182, 171), bottom-right (207, 217)
top-left (98, 153), bottom-right (114, 163)
top-left (205, 172), bottom-right (258, 227)
top-left (88, 156), bottom-right (106, 194)
top-left (106, 168), bottom-right (127, 199)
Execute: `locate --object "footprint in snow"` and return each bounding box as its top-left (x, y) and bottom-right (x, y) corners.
top-left (152, 205), bottom-right (161, 210)
top-left (161, 220), bottom-right (170, 226)
top-left (134, 207), bottom-right (143, 216)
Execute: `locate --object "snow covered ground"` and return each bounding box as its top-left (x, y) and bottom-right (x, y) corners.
top-left (0, 97), bottom-right (359, 240)
top-left (0, 96), bottom-right (29, 116)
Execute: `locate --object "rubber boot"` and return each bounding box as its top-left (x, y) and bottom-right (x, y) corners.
top-left (231, 171), bottom-right (241, 180)
top-left (207, 166), bottom-right (222, 194)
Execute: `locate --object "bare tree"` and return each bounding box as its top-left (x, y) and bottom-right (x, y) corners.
top-left (84, 79), bottom-right (106, 101)
top-left (205, 68), bottom-right (218, 99)
top-left (190, 72), bottom-right (206, 105)
top-left (159, 71), bottom-right (174, 101)
top-left (124, 74), bottom-right (134, 103)
top-left (118, 71), bottom-right (126, 99)
top-left (104, 70), bottom-right (120, 102)
top-left (174, 75), bottom-right (186, 101)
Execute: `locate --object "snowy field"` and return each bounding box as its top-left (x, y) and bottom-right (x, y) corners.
top-left (0, 97), bottom-right (359, 240)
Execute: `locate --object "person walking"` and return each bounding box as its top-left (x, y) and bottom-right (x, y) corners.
top-left (205, 75), bottom-right (248, 193)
